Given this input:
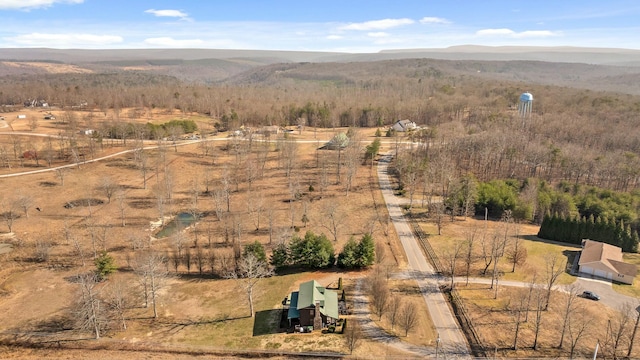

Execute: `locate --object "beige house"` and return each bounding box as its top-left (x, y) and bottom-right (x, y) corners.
top-left (578, 239), bottom-right (637, 284)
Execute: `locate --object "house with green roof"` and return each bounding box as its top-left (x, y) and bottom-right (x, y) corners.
top-left (286, 280), bottom-right (339, 330)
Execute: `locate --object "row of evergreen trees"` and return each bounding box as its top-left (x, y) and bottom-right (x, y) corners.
top-left (270, 231), bottom-right (376, 270)
top-left (538, 213), bottom-right (639, 252)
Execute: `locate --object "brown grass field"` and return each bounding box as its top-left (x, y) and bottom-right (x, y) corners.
top-left (0, 107), bottom-right (433, 358)
top-left (1, 107), bottom-right (639, 359)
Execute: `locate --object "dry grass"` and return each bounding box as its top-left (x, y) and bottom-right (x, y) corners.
top-left (0, 108), bottom-right (410, 357)
top-left (369, 277), bottom-right (438, 347)
top-left (417, 216), bottom-right (578, 285)
top-left (455, 284), bottom-right (636, 359)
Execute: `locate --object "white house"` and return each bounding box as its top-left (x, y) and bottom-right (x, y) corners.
top-left (17, 114), bottom-right (26, 119)
top-left (578, 239), bottom-right (637, 284)
top-left (391, 119), bottom-right (417, 132)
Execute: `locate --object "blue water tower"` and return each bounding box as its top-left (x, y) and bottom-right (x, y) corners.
top-left (518, 92), bottom-right (533, 119)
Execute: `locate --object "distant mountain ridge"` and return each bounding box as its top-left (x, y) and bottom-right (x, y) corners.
top-left (1, 46), bottom-right (640, 94)
top-left (2, 46), bottom-right (640, 66)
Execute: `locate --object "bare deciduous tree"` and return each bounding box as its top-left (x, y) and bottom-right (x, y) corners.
top-left (322, 201), bottom-right (345, 242)
top-left (399, 301), bottom-right (420, 337)
top-left (116, 189), bottom-right (127, 227)
top-left (507, 235), bottom-right (528, 272)
top-left (387, 294), bottom-right (401, 330)
top-left (369, 273), bottom-right (389, 320)
top-left (72, 273), bottom-right (106, 339)
top-left (55, 168), bottom-right (68, 186)
top-left (133, 251), bottom-right (170, 319)
top-left (14, 193), bottom-right (34, 219)
top-left (543, 253), bottom-right (566, 310)
top-left (375, 240), bottom-right (387, 264)
top-left (104, 277), bottom-right (131, 330)
top-left (444, 240), bottom-right (464, 289)
top-left (1, 199), bottom-right (19, 233)
top-left (558, 284), bottom-right (581, 349)
top-left (98, 176), bottom-right (118, 203)
top-left (532, 285), bottom-right (545, 350)
top-left (34, 238), bottom-right (52, 262)
top-left (511, 289), bottom-right (528, 350)
top-left (568, 311), bottom-right (592, 359)
top-left (608, 302), bottom-right (635, 359)
top-left (247, 193), bottom-right (265, 231)
top-left (344, 318), bottom-right (363, 354)
top-left (463, 228), bottom-right (478, 286)
top-left (225, 253), bottom-right (274, 318)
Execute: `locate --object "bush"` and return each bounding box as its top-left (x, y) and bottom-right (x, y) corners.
top-left (243, 241), bottom-right (267, 262)
top-left (94, 251), bottom-right (116, 280)
top-left (289, 231), bottom-right (335, 269)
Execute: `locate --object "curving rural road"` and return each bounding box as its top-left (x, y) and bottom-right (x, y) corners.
top-left (377, 153), bottom-right (470, 357)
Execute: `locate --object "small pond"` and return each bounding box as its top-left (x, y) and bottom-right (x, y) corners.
top-left (155, 212), bottom-right (197, 238)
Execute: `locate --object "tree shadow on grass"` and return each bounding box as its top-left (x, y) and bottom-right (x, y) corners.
top-left (521, 234), bottom-right (581, 248)
top-left (253, 309), bottom-right (287, 336)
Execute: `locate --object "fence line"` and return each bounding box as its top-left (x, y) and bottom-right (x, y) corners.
top-left (409, 219), bottom-right (486, 357)
top-left (409, 219), bottom-right (444, 274)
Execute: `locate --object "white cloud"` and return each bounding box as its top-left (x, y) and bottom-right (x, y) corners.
top-left (326, 35), bottom-right (343, 40)
top-left (419, 17), bottom-right (450, 25)
top-left (6, 32), bottom-right (122, 47)
top-left (144, 37), bottom-right (204, 47)
top-left (340, 18), bottom-right (414, 31)
top-left (476, 28), bottom-right (516, 36)
top-left (476, 28), bottom-right (558, 38)
top-left (367, 32), bottom-right (389, 38)
top-left (144, 9), bottom-right (190, 21)
top-left (516, 30), bottom-right (557, 38)
top-left (0, 0), bottom-right (82, 10)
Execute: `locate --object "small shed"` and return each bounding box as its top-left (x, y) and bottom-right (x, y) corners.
top-left (17, 114), bottom-right (26, 119)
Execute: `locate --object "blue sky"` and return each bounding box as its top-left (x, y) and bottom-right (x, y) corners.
top-left (0, 0), bottom-right (639, 51)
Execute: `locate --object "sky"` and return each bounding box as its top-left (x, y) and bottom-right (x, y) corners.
top-left (0, 0), bottom-right (639, 52)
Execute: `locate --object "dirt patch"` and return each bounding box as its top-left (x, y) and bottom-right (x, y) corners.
top-left (0, 243), bottom-right (13, 255)
top-left (63, 198), bottom-right (104, 208)
top-left (39, 181), bottom-right (58, 187)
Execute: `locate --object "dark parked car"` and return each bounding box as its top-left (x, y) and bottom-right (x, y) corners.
top-left (582, 291), bottom-right (600, 300)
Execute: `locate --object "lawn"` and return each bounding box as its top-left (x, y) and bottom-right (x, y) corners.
top-left (417, 217), bottom-right (578, 285)
top-left (613, 253), bottom-right (640, 297)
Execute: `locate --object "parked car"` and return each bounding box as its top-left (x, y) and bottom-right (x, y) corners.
top-left (582, 291), bottom-right (600, 300)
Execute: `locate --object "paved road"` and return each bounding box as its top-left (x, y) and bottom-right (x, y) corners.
top-left (377, 153), bottom-right (470, 356)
